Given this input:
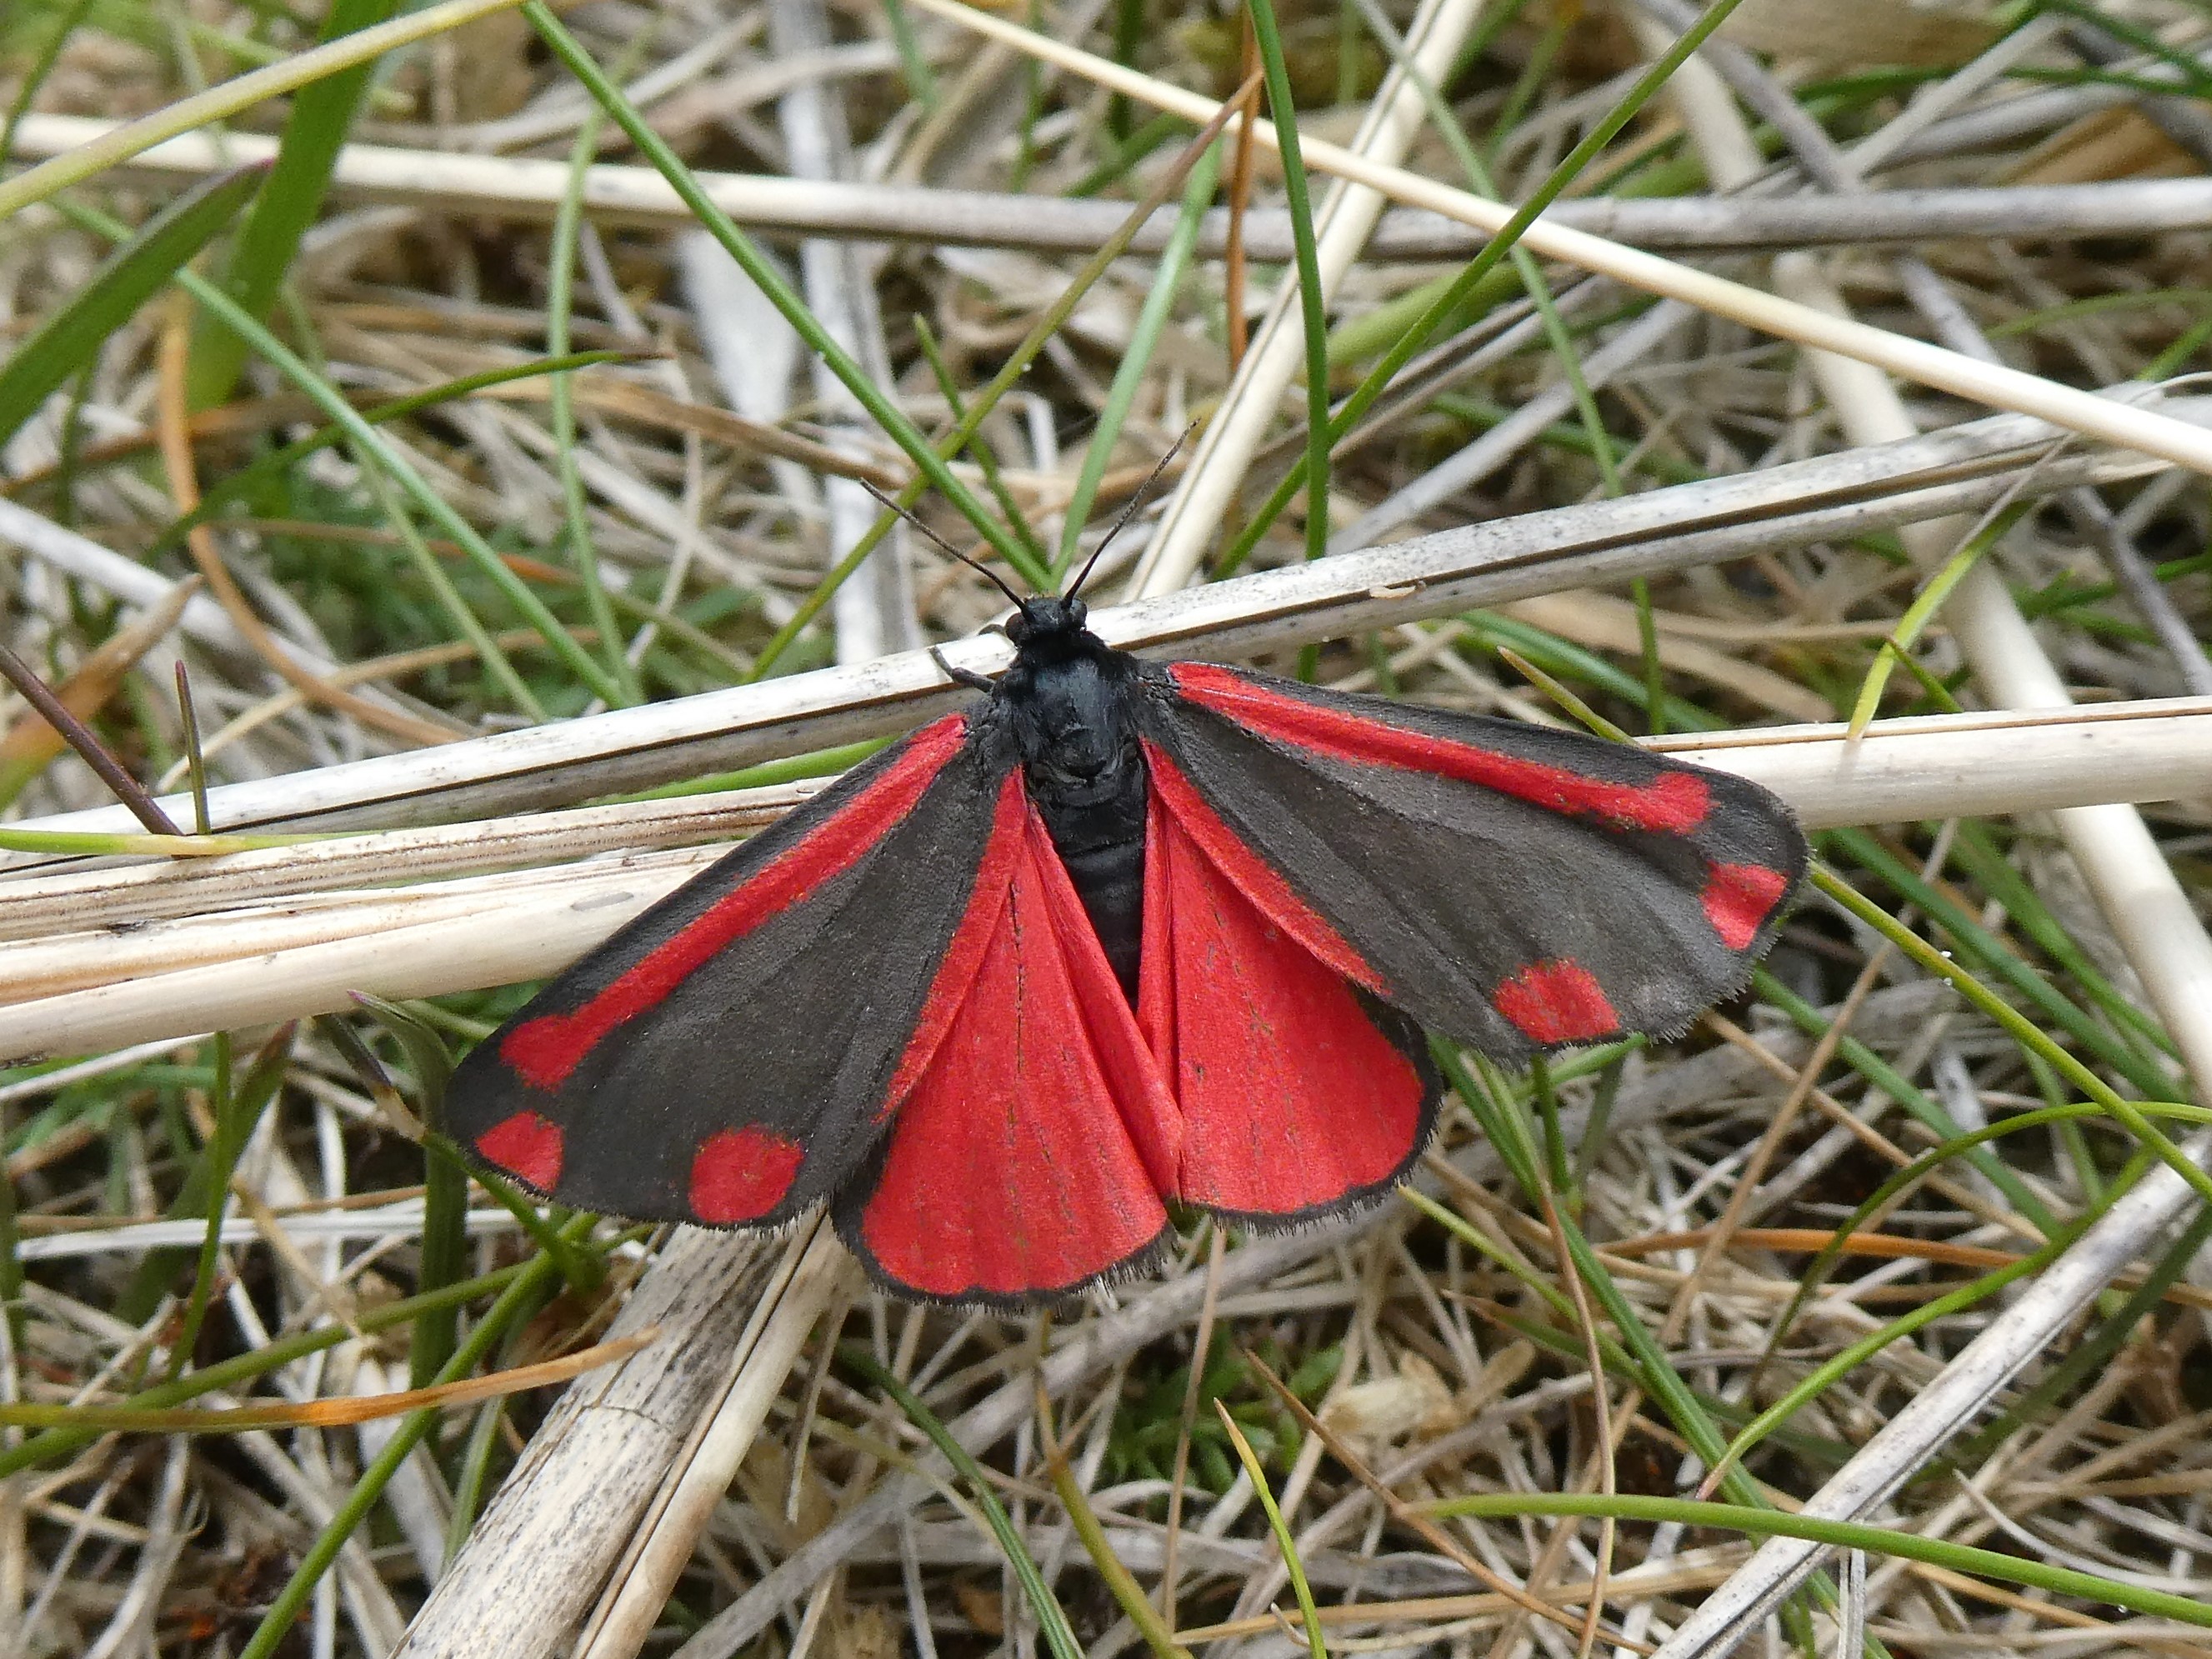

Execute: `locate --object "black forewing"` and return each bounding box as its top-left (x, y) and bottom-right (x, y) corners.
top-left (445, 714), bottom-right (1015, 1226)
top-left (1139, 664), bottom-right (1807, 1060)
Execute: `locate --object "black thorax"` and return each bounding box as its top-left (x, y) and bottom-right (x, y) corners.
top-left (993, 602), bottom-right (1149, 998)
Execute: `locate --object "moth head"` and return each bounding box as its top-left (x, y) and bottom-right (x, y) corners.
top-left (1006, 595), bottom-right (1088, 645)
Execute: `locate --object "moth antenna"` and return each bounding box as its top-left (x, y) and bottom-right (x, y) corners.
top-left (858, 480), bottom-right (1027, 610)
top-left (1065, 423), bottom-right (1195, 602)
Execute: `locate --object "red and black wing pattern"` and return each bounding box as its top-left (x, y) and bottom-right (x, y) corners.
top-left (1140, 662), bottom-right (1806, 1062)
top-left (447, 714), bottom-right (1015, 1230)
top-left (1135, 744), bottom-right (1441, 1223)
top-left (833, 777), bottom-right (1180, 1306)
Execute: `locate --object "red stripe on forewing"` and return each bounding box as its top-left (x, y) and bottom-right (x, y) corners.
top-left (475, 1111), bottom-right (564, 1192)
top-left (1170, 662), bottom-right (1710, 833)
top-left (1141, 742), bottom-right (1382, 993)
top-left (881, 772), bottom-right (1028, 1114)
top-left (1701, 861), bottom-right (1791, 951)
top-left (858, 797), bottom-right (1176, 1300)
top-left (1493, 960), bottom-right (1619, 1043)
top-left (1139, 780), bottom-right (1428, 1216)
top-left (688, 1127), bottom-right (805, 1223)
top-left (500, 716), bottom-right (971, 1091)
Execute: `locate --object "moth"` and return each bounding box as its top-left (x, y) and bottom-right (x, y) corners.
top-left (449, 581), bottom-right (1804, 1305)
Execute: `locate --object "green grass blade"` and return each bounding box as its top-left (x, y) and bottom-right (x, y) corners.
top-left (1040, 1397), bottom-right (1192, 1659)
top-left (1752, 967), bottom-right (2059, 1237)
top-left (1814, 865), bottom-right (2212, 1211)
top-left (1214, 1401), bottom-right (1327, 1659)
top-left (522, 0), bottom-right (1033, 577)
top-left (0, 1264), bottom-right (535, 1477)
top-left (120, 1024), bottom-right (294, 1330)
top-left (1834, 826), bottom-right (2170, 1098)
top-left (186, 0), bottom-right (402, 407)
top-left (1706, 1218), bottom-right (2083, 1496)
top-left (1954, 1195), bottom-right (2212, 1462)
top-left (1847, 502), bottom-right (2030, 735)
top-left (842, 1346), bottom-right (1084, 1659)
top-left (1420, 1493), bottom-right (2212, 1628)
top-left (1057, 141), bottom-right (1222, 574)
top-left (1, 0), bottom-right (99, 163)
top-left (142, 350), bottom-right (632, 567)
top-left (237, 1240), bottom-right (571, 1659)
top-left (55, 194), bottom-right (623, 710)
top-left (911, 313), bottom-right (1049, 567)
top-left (0, 0), bottom-right (532, 222)
top-left (746, 99), bottom-right (1247, 674)
top-left (0, 165), bottom-right (263, 449)
top-left (1243, 0), bottom-right (1334, 567)
top-left (1217, 0), bottom-right (1754, 572)
top-left (547, 90), bottom-right (645, 707)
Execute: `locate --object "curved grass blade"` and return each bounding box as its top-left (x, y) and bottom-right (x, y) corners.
top-left (1218, 0), bottom-right (1754, 572)
top-left (1242, 0), bottom-right (1333, 567)
top-left (0, 1264), bottom-right (537, 1477)
top-left (186, 0), bottom-right (401, 408)
top-left (1038, 1386), bottom-right (1192, 1659)
top-left (1702, 1217), bottom-right (2083, 1498)
top-left (0, 0), bottom-right (531, 222)
top-left (1214, 1400), bottom-right (1326, 1659)
top-left (0, 165), bottom-right (264, 449)
top-left (1057, 142), bottom-right (1222, 577)
top-left (1755, 1102), bottom-right (2201, 1378)
top-left (843, 1345), bottom-right (1083, 1659)
top-left (1753, 968), bottom-right (2057, 1238)
top-left (236, 1235), bottom-right (578, 1659)
top-left (1848, 501), bottom-right (2031, 736)
top-left (1419, 1493), bottom-right (2212, 1630)
top-left (1814, 865), bottom-right (2212, 1212)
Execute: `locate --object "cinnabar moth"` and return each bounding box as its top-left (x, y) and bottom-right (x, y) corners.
top-left (448, 593), bottom-right (1805, 1307)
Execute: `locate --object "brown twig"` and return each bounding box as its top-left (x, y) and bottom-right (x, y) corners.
top-left (0, 640), bottom-right (181, 835)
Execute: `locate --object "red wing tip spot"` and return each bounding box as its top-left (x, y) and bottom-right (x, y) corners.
top-left (689, 1126), bottom-right (805, 1223)
top-left (476, 1112), bottom-right (564, 1192)
top-left (1702, 861), bottom-right (1792, 951)
top-left (1494, 960), bottom-right (1619, 1044)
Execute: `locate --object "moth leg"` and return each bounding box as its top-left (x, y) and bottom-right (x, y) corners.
top-left (930, 646), bottom-right (998, 696)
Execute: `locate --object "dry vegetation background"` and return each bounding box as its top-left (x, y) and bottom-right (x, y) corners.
top-left (3, 0), bottom-right (2212, 1655)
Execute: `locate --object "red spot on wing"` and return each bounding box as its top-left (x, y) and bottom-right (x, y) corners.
top-left (1494, 960), bottom-right (1619, 1044)
top-left (500, 717), bottom-right (970, 1092)
top-left (858, 796), bottom-right (1178, 1301)
top-left (1702, 862), bottom-right (1791, 951)
top-left (1170, 663), bottom-right (1709, 833)
top-left (1140, 758), bottom-right (1428, 1215)
top-left (475, 1111), bottom-right (564, 1192)
top-left (688, 1127), bottom-right (805, 1223)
